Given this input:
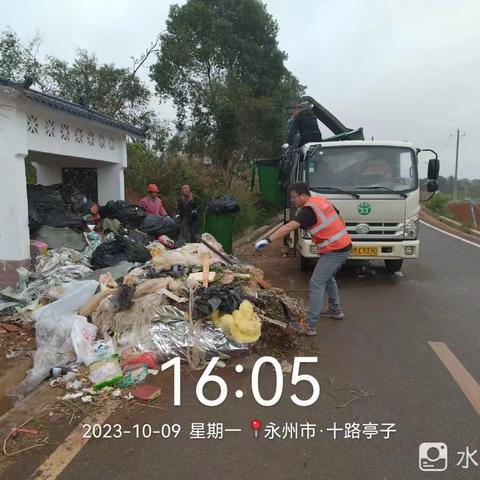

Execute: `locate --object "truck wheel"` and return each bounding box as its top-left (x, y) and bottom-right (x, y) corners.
top-left (385, 259), bottom-right (403, 273)
top-left (299, 254), bottom-right (311, 272)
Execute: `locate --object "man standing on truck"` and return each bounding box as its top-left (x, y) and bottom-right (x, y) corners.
top-left (285, 102), bottom-right (322, 148)
top-left (255, 182), bottom-right (351, 336)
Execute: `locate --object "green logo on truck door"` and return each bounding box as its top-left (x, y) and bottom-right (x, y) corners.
top-left (358, 202), bottom-right (372, 215)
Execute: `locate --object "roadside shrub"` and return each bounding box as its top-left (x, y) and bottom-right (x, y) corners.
top-left (125, 143), bottom-right (278, 235)
top-left (427, 192), bottom-right (452, 216)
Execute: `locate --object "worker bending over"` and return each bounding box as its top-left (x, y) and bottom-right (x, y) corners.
top-left (255, 182), bottom-right (351, 336)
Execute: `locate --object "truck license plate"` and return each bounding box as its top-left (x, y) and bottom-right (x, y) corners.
top-left (350, 246), bottom-right (378, 256)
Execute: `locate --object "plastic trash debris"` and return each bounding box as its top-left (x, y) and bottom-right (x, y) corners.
top-left (81, 395), bottom-right (93, 403)
top-left (71, 317), bottom-right (98, 366)
top-left (123, 319), bottom-right (247, 362)
top-left (122, 352), bottom-right (157, 369)
top-left (66, 380), bottom-right (84, 390)
top-left (132, 384), bottom-right (162, 401)
top-left (30, 239), bottom-right (48, 255)
top-left (27, 183), bottom-right (88, 234)
top-left (89, 354), bottom-right (123, 390)
top-left (32, 280), bottom-right (99, 323)
top-left (0, 251), bottom-right (92, 313)
top-left (118, 363), bottom-right (148, 388)
top-left (229, 301), bottom-right (261, 344)
top-left (32, 226), bottom-right (86, 251)
top-left (111, 284), bottom-right (135, 310)
top-left (193, 285), bottom-right (243, 320)
top-left (91, 237), bottom-right (152, 269)
top-left (140, 215), bottom-right (179, 239)
top-left (280, 360), bottom-right (293, 373)
top-left (186, 272), bottom-right (216, 289)
top-left (112, 389), bottom-right (122, 399)
top-left (13, 281), bottom-right (99, 397)
top-left (83, 230), bottom-right (102, 259)
top-left (59, 392), bottom-right (84, 401)
top-left (50, 367), bottom-right (72, 378)
top-left (99, 200), bottom-right (146, 228)
top-left (158, 235), bottom-right (175, 249)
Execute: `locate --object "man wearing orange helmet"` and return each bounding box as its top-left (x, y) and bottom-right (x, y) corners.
top-left (138, 184), bottom-right (168, 216)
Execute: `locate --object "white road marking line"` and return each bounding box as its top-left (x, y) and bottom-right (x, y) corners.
top-left (30, 408), bottom-right (113, 480)
top-left (429, 341), bottom-right (480, 416)
top-left (420, 220), bottom-right (480, 248)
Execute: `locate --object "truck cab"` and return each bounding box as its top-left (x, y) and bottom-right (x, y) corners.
top-left (285, 140), bottom-right (432, 273)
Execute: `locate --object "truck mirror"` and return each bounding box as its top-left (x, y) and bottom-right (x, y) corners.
top-left (427, 180), bottom-right (439, 192)
top-left (427, 158), bottom-right (440, 180)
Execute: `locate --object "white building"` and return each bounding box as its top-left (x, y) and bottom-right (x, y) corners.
top-left (0, 78), bottom-right (144, 287)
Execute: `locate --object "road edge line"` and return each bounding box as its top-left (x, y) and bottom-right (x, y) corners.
top-left (420, 220), bottom-right (480, 248)
top-left (29, 407), bottom-right (114, 480)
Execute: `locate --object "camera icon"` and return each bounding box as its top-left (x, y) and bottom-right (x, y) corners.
top-left (419, 443), bottom-right (448, 472)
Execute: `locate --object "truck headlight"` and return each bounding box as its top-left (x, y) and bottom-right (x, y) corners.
top-left (404, 216), bottom-right (419, 239)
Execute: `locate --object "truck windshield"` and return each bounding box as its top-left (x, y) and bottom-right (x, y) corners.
top-left (306, 146), bottom-right (417, 193)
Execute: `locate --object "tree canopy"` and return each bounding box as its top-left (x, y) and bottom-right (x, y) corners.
top-left (0, 29), bottom-right (168, 150)
top-left (150, 0), bottom-right (304, 167)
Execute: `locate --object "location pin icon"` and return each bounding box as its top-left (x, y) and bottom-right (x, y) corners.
top-left (250, 419), bottom-right (262, 439)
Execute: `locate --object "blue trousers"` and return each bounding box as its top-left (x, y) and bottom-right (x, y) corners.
top-left (307, 250), bottom-right (350, 326)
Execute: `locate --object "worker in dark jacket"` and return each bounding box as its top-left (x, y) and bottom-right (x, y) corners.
top-left (285, 103), bottom-right (322, 148)
top-left (177, 184), bottom-right (197, 243)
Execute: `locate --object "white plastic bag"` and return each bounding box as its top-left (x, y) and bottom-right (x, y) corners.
top-left (14, 314), bottom-right (85, 398)
top-left (32, 280), bottom-right (99, 322)
top-left (71, 316), bottom-right (98, 366)
top-left (14, 280), bottom-right (99, 398)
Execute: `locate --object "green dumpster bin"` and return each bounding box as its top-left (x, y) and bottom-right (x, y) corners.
top-left (205, 213), bottom-right (236, 254)
top-left (254, 158), bottom-right (283, 207)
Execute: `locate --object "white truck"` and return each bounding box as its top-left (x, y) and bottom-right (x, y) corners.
top-left (283, 98), bottom-right (440, 273)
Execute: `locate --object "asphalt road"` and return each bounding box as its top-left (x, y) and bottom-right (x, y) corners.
top-left (6, 222), bottom-right (480, 479)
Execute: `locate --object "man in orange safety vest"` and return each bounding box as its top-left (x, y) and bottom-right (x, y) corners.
top-left (255, 182), bottom-right (352, 336)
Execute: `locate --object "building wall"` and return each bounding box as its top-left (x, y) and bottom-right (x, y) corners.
top-left (0, 85), bottom-right (131, 286)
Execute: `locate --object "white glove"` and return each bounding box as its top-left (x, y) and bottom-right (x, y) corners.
top-left (281, 143), bottom-right (289, 151)
top-left (255, 238), bottom-right (271, 251)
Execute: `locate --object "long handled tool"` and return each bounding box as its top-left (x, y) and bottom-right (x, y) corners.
top-left (197, 236), bottom-right (235, 265)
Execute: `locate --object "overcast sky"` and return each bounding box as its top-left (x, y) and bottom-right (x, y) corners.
top-left (2, 0), bottom-right (480, 178)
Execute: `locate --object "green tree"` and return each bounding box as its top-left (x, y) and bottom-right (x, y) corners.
top-left (150, 0), bottom-right (304, 167)
top-left (0, 29), bottom-right (43, 84)
top-left (0, 29), bottom-right (170, 152)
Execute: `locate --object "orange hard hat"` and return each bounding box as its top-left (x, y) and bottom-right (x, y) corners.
top-left (147, 183), bottom-right (159, 193)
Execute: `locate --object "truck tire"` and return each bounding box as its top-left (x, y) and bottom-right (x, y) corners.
top-left (385, 259), bottom-right (403, 273)
top-left (299, 254), bottom-right (312, 272)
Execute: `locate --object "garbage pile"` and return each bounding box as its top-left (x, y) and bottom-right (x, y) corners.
top-left (1, 230), bottom-right (303, 403)
top-left (25, 184), bottom-right (182, 268)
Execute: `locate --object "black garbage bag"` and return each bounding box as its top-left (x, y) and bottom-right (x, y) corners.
top-left (127, 230), bottom-right (150, 245)
top-left (91, 237), bottom-right (152, 269)
top-left (27, 184), bottom-right (88, 234)
top-left (193, 285), bottom-right (243, 320)
top-left (207, 196), bottom-right (240, 214)
top-left (140, 215), bottom-right (179, 239)
top-left (99, 201), bottom-right (146, 227)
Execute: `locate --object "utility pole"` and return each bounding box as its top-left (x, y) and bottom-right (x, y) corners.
top-left (452, 129), bottom-right (465, 201)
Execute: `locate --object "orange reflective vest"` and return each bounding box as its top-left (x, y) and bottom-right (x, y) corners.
top-left (305, 196), bottom-right (351, 254)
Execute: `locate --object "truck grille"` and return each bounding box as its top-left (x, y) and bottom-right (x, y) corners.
top-left (345, 222), bottom-right (404, 240)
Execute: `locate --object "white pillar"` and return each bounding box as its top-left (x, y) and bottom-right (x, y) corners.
top-left (96, 163), bottom-right (125, 204)
top-left (33, 163), bottom-right (63, 185)
top-left (0, 87), bottom-right (31, 286)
